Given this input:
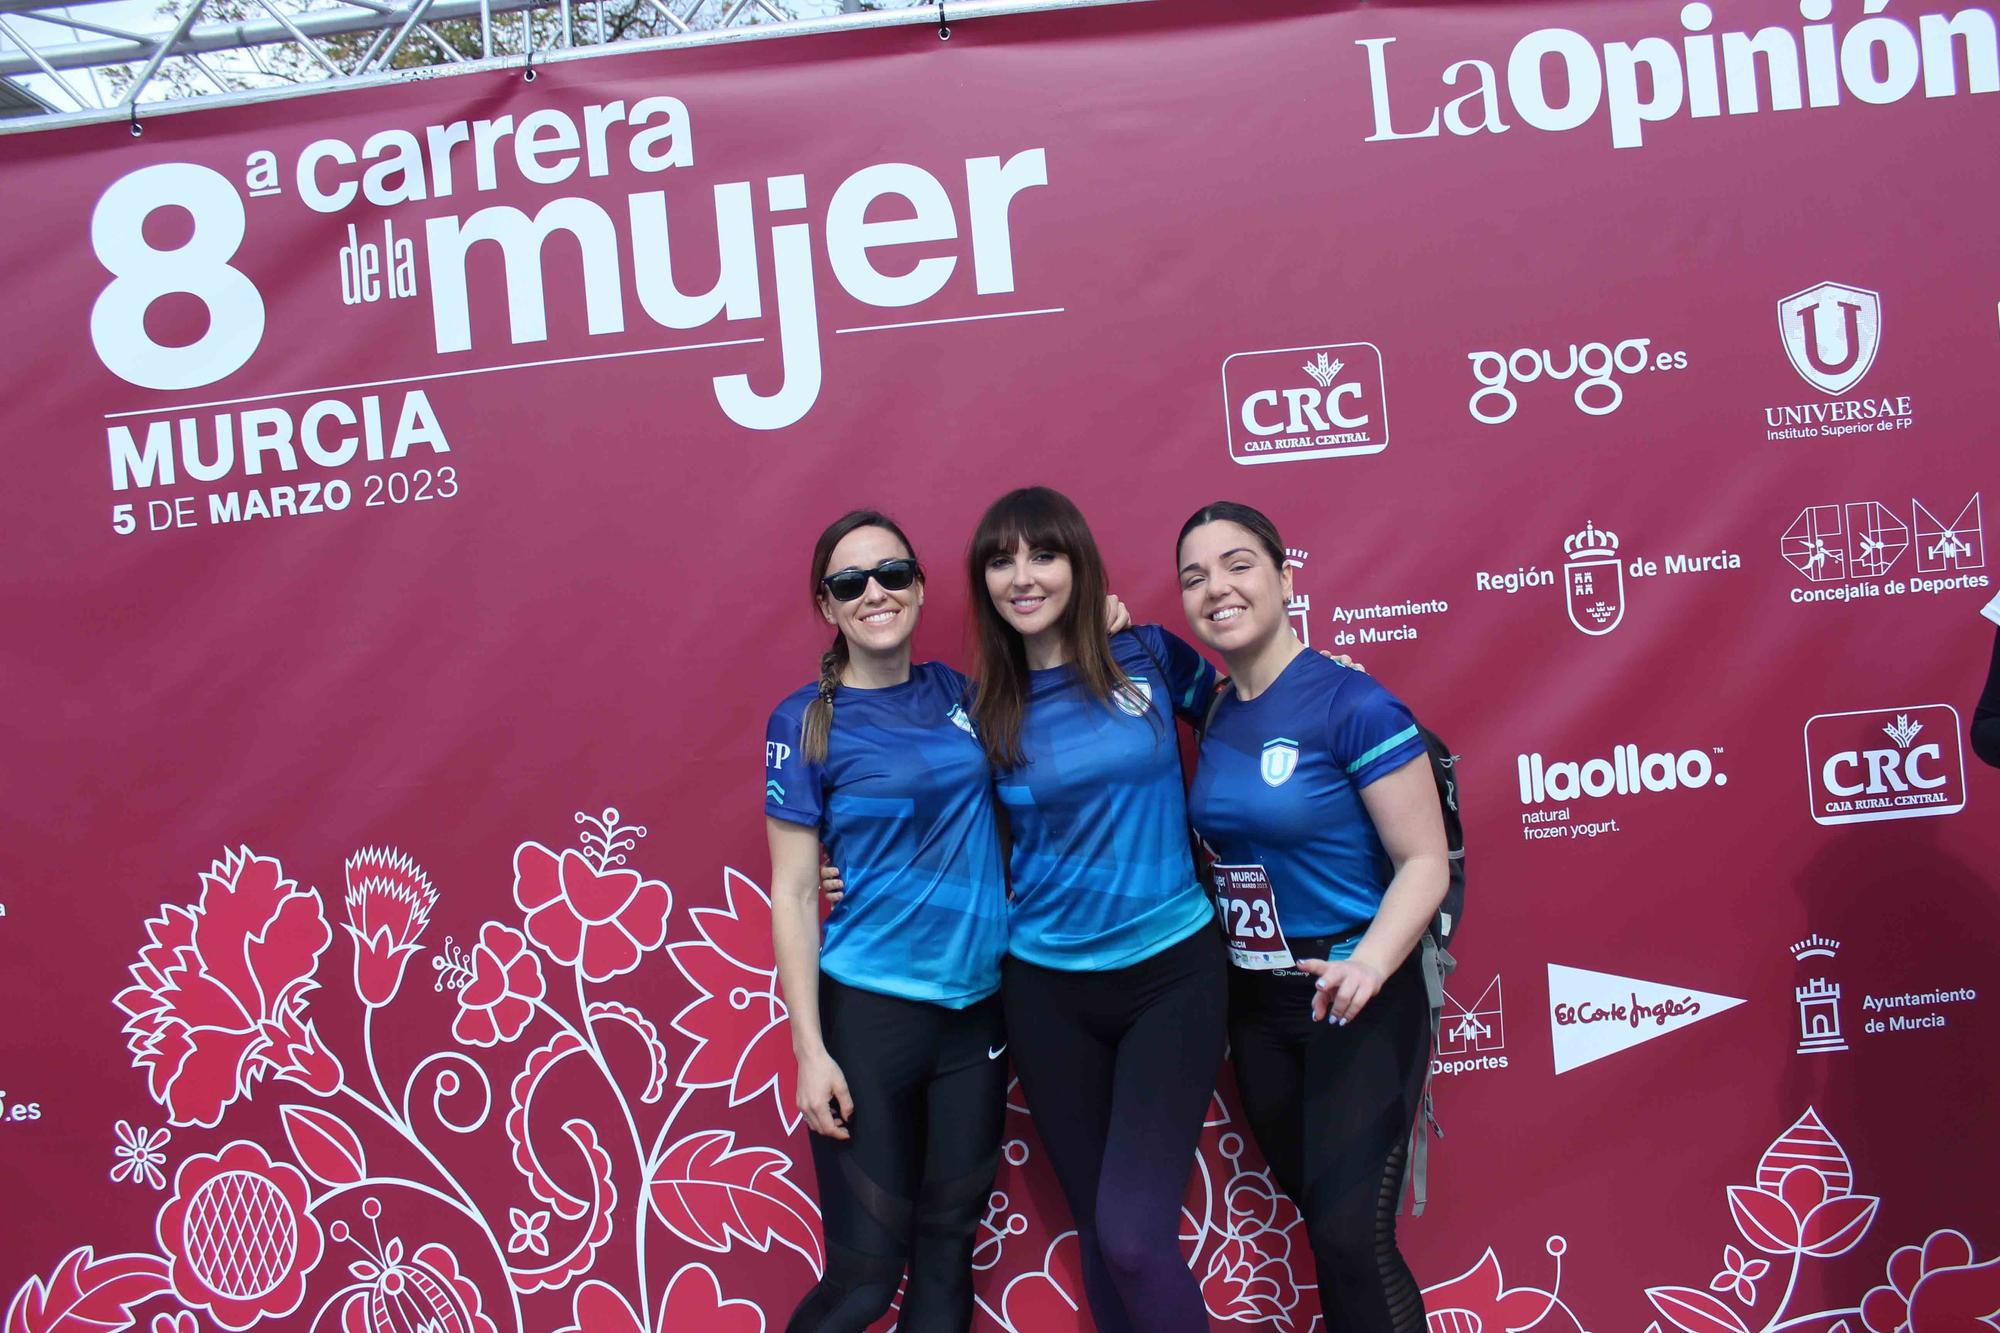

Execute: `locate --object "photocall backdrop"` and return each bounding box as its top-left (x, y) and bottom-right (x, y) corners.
top-left (3, 2), bottom-right (1998, 1330)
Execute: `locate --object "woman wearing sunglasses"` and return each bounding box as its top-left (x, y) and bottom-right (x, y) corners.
top-left (966, 486), bottom-right (1225, 1333)
top-left (1178, 501), bottom-right (1448, 1333)
top-left (763, 510), bottom-right (1010, 1333)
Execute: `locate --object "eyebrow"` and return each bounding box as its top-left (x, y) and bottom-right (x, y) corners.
top-left (1179, 547), bottom-right (1256, 575)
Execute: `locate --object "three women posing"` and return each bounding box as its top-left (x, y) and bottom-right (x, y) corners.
top-left (765, 492), bottom-right (1448, 1333)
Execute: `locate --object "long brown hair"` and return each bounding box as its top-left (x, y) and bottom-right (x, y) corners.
top-left (966, 487), bottom-right (1136, 769)
top-left (800, 509), bottom-right (920, 763)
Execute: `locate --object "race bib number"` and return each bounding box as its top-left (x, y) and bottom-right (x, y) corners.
top-left (1211, 862), bottom-right (1294, 970)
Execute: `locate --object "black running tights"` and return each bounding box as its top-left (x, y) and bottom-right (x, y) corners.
top-left (1001, 926), bottom-right (1227, 1333)
top-left (1229, 955), bottom-right (1432, 1333)
top-left (786, 979), bottom-right (1006, 1333)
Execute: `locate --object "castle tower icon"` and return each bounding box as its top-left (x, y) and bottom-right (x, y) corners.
top-left (1284, 549), bottom-right (1310, 648)
top-left (1795, 977), bottom-right (1847, 1054)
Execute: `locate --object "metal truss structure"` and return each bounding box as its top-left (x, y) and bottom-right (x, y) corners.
top-left (0, 0), bottom-right (1113, 133)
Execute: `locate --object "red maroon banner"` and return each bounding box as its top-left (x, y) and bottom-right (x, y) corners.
top-left (3, 2), bottom-right (1999, 1331)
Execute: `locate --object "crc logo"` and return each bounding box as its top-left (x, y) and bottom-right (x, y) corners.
top-left (1779, 282), bottom-right (1882, 396)
top-left (1804, 705), bottom-right (1966, 826)
top-left (1222, 342), bottom-right (1388, 464)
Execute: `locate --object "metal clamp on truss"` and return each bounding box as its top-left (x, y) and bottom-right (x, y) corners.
top-left (936, 0), bottom-right (949, 40)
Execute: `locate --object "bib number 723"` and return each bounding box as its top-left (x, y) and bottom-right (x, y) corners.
top-left (1210, 862), bottom-right (1295, 970)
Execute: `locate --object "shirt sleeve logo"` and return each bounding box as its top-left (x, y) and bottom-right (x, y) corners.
top-left (1261, 738), bottom-right (1300, 787)
top-left (947, 704), bottom-right (978, 736)
top-left (1116, 677), bottom-right (1154, 717)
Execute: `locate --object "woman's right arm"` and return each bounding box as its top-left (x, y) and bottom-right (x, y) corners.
top-left (768, 815), bottom-right (853, 1138)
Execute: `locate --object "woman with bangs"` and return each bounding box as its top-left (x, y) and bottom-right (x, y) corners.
top-left (966, 485), bottom-right (1225, 1333)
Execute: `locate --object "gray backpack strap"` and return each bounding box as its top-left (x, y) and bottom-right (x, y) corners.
top-left (1201, 678), bottom-right (1231, 737)
top-left (1404, 931), bottom-right (1456, 1217)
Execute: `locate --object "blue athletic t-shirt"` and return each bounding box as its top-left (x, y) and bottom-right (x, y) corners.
top-left (1187, 651), bottom-right (1427, 951)
top-left (764, 661), bottom-right (1006, 1007)
top-left (999, 625), bottom-right (1218, 971)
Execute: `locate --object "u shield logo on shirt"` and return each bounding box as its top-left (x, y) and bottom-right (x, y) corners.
top-left (1261, 738), bottom-right (1300, 787)
top-left (1116, 678), bottom-right (1154, 717)
top-left (947, 704), bottom-right (977, 736)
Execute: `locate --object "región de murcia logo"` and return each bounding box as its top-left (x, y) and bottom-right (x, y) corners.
top-left (1473, 519), bottom-right (1739, 637)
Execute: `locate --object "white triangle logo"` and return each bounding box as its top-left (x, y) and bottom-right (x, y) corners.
top-left (1546, 963), bottom-right (1745, 1074)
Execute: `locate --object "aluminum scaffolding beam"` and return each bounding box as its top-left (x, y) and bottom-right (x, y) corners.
top-left (0, 0), bottom-right (1132, 131)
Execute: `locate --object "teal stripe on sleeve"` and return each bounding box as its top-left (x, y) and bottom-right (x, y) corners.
top-left (1346, 725), bottom-right (1420, 775)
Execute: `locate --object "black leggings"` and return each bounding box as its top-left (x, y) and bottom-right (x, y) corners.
top-left (787, 979), bottom-right (1006, 1333)
top-left (1002, 926), bottom-right (1227, 1333)
top-left (1229, 953), bottom-right (1432, 1333)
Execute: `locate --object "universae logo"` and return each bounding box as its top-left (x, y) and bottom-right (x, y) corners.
top-left (1261, 739), bottom-right (1300, 788)
top-left (1778, 282), bottom-right (1881, 397)
top-left (1803, 704), bottom-right (1966, 826)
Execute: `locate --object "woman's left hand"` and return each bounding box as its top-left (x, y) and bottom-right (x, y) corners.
top-left (1105, 595), bottom-right (1132, 634)
top-left (1298, 957), bottom-right (1386, 1024)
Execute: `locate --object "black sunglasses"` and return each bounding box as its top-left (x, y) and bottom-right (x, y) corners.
top-left (822, 558), bottom-right (921, 603)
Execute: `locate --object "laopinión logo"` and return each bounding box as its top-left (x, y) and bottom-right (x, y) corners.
top-left (1434, 974), bottom-right (1508, 1075)
top-left (1465, 338), bottom-right (1687, 425)
top-left (1781, 492), bottom-right (1987, 606)
top-left (1764, 282), bottom-right (1913, 441)
top-left (1473, 520), bottom-right (1740, 637)
top-left (1802, 704), bottom-right (1966, 826)
top-left (1355, 4), bottom-right (2000, 152)
top-left (1221, 344), bottom-right (1388, 464)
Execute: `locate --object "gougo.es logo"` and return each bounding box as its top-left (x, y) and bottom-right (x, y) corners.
top-left (1467, 338), bottom-right (1688, 425)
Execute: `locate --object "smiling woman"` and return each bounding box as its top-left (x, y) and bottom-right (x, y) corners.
top-left (1178, 499), bottom-right (1449, 1333)
top-left (963, 485), bottom-right (1225, 1333)
top-left (761, 509), bottom-right (1009, 1333)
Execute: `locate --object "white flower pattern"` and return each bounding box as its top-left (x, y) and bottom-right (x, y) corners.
top-left (109, 1120), bottom-right (170, 1190)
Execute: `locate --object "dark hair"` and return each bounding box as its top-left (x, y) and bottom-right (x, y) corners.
top-left (966, 487), bottom-right (1136, 769)
top-left (800, 509), bottom-right (920, 763)
top-left (1176, 501), bottom-right (1286, 570)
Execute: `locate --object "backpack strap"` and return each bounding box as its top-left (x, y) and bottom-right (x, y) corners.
top-left (1201, 676), bottom-right (1232, 737)
top-left (1403, 926), bottom-right (1456, 1217)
